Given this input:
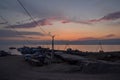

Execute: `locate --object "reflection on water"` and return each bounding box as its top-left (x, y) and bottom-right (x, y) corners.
top-left (0, 45), bottom-right (120, 54)
top-left (55, 45), bottom-right (120, 52)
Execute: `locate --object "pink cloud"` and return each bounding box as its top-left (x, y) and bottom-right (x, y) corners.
top-left (39, 18), bottom-right (53, 26)
top-left (61, 20), bottom-right (70, 23)
top-left (5, 11), bottom-right (120, 28)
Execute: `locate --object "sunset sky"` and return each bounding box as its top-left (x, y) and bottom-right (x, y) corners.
top-left (0, 0), bottom-right (120, 45)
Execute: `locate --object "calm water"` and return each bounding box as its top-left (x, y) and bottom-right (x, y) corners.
top-left (0, 45), bottom-right (120, 55)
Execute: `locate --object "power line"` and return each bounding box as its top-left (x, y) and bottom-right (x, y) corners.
top-left (0, 15), bottom-right (8, 24)
top-left (16, 0), bottom-right (56, 56)
top-left (0, 15), bottom-right (31, 46)
top-left (16, 0), bottom-right (50, 36)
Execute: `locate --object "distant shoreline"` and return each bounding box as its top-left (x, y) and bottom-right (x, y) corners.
top-left (0, 45), bottom-right (120, 52)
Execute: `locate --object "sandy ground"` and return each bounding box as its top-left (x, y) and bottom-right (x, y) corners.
top-left (0, 55), bottom-right (120, 80)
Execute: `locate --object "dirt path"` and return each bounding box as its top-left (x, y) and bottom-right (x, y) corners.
top-left (0, 56), bottom-right (120, 80)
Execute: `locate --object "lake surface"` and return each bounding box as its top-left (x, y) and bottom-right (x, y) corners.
top-left (0, 44), bottom-right (120, 53)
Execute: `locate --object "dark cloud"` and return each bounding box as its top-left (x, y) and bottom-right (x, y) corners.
top-left (62, 20), bottom-right (92, 25)
top-left (61, 11), bottom-right (120, 24)
top-left (5, 17), bottom-right (92, 29)
top-left (57, 11), bottom-right (120, 25)
top-left (88, 11), bottom-right (120, 22)
top-left (104, 34), bottom-right (116, 38)
top-left (5, 22), bottom-right (37, 28)
top-left (5, 18), bottom-right (53, 28)
top-left (4, 11), bottom-right (120, 28)
top-left (0, 29), bottom-right (44, 38)
top-left (101, 11), bottom-right (120, 20)
top-left (19, 31), bottom-right (44, 36)
top-left (12, 11), bottom-right (120, 27)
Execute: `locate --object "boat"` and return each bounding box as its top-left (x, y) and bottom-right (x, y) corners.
top-left (9, 47), bottom-right (16, 50)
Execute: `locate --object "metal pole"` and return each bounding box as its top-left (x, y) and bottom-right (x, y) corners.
top-left (99, 41), bottom-right (103, 52)
top-left (51, 35), bottom-right (55, 61)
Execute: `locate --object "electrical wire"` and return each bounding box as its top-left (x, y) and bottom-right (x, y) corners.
top-left (16, 0), bottom-right (51, 36)
top-left (0, 15), bottom-right (31, 46)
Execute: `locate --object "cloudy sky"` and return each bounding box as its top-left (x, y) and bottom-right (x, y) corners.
top-left (0, 0), bottom-right (120, 45)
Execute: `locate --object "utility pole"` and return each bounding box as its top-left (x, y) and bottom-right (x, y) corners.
top-left (99, 41), bottom-right (104, 53)
top-left (51, 35), bottom-right (55, 60)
